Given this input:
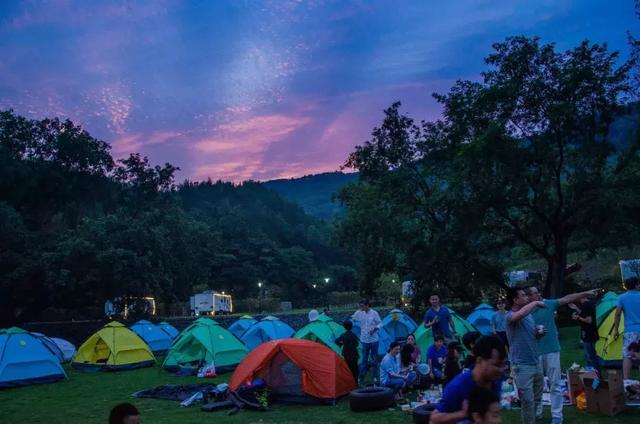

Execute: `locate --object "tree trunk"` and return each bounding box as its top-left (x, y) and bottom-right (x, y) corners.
top-left (545, 238), bottom-right (568, 298)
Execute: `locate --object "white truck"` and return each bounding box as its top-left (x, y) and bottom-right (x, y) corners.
top-left (619, 259), bottom-right (640, 282)
top-left (190, 291), bottom-right (233, 316)
top-left (504, 271), bottom-right (543, 287)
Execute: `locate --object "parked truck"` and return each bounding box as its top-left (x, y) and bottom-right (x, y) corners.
top-left (190, 291), bottom-right (233, 316)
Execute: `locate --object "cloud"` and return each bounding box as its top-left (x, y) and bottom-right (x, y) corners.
top-left (111, 130), bottom-right (183, 156)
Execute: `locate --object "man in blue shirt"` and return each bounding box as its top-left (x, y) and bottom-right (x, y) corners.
top-left (613, 277), bottom-right (640, 379)
top-left (430, 335), bottom-right (507, 424)
top-left (427, 335), bottom-right (448, 381)
top-left (380, 341), bottom-right (416, 400)
top-left (424, 294), bottom-right (458, 343)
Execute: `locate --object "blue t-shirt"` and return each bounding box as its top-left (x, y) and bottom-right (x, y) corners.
top-left (427, 345), bottom-right (448, 372)
top-left (491, 310), bottom-right (507, 332)
top-left (505, 311), bottom-right (539, 366)
top-left (424, 306), bottom-right (453, 338)
top-left (436, 370), bottom-right (502, 423)
top-left (618, 290), bottom-right (640, 332)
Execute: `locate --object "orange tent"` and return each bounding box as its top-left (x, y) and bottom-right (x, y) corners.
top-left (230, 338), bottom-right (356, 403)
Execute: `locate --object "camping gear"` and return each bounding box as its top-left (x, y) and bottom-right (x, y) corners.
top-left (466, 303), bottom-right (496, 335)
top-left (414, 310), bottom-right (477, 362)
top-left (228, 315), bottom-right (257, 339)
top-left (164, 317), bottom-right (248, 373)
top-left (72, 321), bottom-right (155, 371)
top-left (240, 316), bottom-right (295, 351)
top-left (158, 321), bottom-right (179, 339)
top-left (596, 307), bottom-right (624, 367)
top-left (230, 338), bottom-right (356, 405)
top-left (130, 320), bottom-right (173, 354)
top-left (0, 327), bottom-right (67, 388)
top-left (294, 316), bottom-right (345, 355)
top-left (381, 309), bottom-right (418, 341)
top-left (349, 387), bottom-right (395, 412)
top-left (133, 383), bottom-right (221, 401)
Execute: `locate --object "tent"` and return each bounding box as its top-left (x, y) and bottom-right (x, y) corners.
top-left (228, 315), bottom-right (258, 339)
top-left (414, 310), bottom-right (477, 362)
top-left (158, 321), bottom-right (179, 339)
top-left (294, 318), bottom-right (345, 356)
top-left (240, 316), bottom-right (295, 351)
top-left (350, 320), bottom-right (394, 356)
top-left (596, 293), bottom-right (619, 326)
top-left (316, 313), bottom-right (347, 336)
top-left (381, 309), bottom-right (418, 341)
top-left (130, 320), bottom-right (173, 354)
top-left (163, 317), bottom-right (248, 373)
top-left (49, 338), bottom-right (76, 362)
top-left (230, 338), bottom-right (356, 404)
top-left (0, 327), bottom-right (67, 388)
top-left (596, 307), bottom-right (624, 367)
top-left (72, 321), bottom-right (155, 371)
top-left (467, 304), bottom-right (496, 335)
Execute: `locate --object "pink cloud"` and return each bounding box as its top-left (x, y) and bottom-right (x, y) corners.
top-left (111, 130), bottom-right (183, 156)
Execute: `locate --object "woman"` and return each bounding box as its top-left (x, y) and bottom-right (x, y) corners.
top-left (406, 333), bottom-right (422, 365)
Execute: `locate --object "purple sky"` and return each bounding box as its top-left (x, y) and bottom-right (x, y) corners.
top-left (1, 1), bottom-right (637, 182)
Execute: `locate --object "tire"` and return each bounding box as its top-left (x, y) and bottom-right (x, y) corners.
top-left (413, 404), bottom-right (436, 424)
top-left (349, 387), bottom-right (395, 412)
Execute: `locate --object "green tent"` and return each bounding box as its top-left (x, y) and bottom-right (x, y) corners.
top-left (414, 310), bottom-right (477, 362)
top-left (163, 317), bottom-right (248, 373)
top-left (596, 292), bottom-right (619, 326)
top-left (294, 318), bottom-right (345, 356)
top-left (596, 306), bottom-right (624, 366)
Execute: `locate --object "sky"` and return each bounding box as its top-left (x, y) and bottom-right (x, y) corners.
top-left (0, 1), bottom-right (638, 182)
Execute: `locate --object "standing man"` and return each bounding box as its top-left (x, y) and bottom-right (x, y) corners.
top-left (424, 294), bottom-right (458, 344)
top-left (491, 299), bottom-right (508, 349)
top-left (505, 287), bottom-right (545, 424)
top-left (613, 277), bottom-right (640, 379)
top-left (568, 296), bottom-right (600, 375)
top-left (527, 285), bottom-right (600, 424)
top-left (352, 299), bottom-right (382, 385)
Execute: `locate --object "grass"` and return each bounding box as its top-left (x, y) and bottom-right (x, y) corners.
top-left (1, 327), bottom-right (639, 423)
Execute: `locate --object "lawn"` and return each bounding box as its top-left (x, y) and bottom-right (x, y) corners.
top-left (1, 326), bottom-right (638, 423)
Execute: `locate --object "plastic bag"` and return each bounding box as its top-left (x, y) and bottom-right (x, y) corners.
top-left (197, 361), bottom-right (217, 378)
top-left (575, 392), bottom-right (587, 411)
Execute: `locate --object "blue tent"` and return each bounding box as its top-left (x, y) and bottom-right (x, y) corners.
top-left (158, 321), bottom-right (179, 339)
top-left (350, 320), bottom-right (393, 357)
top-left (467, 304), bottom-right (495, 335)
top-left (130, 320), bottom-right (173, 354)
top-left (240, 316), bottom-right (295, 350)
top-left (228, 315), bottom-right (257, 339)
top-left (0, 327), bottom-right (67, 388)
top-left (381, 309), bottom-right (418, 341)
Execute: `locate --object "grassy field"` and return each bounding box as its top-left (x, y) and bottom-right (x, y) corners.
top-left (1, 326), bottom-right (639, 423)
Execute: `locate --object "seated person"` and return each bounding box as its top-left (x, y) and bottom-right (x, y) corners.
top-left (469, 387), bottom-right (502, 424)
top-left (109, 403), bottom-right (140, 424)
top-left (407, 333), bottom-right (422, 364)
top-left (380, 341), bottom-right (417, 401)
top-left (443, 342), bottom-right (463, 387)
top-left (427, 335), bottom-right (448, 381)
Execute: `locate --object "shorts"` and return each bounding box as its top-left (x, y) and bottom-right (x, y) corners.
top-left (623, 331), bottom-right (640, 358)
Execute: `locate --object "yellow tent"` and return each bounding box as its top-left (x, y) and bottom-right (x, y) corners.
top-left (72, 321), bottom-right (155, 371)
top-left (595, 308), bottom-right (624, 367)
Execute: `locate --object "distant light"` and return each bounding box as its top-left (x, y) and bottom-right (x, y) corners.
top-left (313, 284), bottom-right (317, 289)
top-left (324, 277), bottom-right (330, 284)
top-left (222, 291), bottom-right (225, 295)
top-left (258, 282), bottom-right (262, 288)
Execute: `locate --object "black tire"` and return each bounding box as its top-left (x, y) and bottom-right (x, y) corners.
top-left (413, 403), bottom-right (436, 424)
top-left (349, 387), bottom-right (395, 412)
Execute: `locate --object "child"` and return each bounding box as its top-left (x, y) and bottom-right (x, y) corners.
top-left (468, 387), bottom-right (502, 424)
top-left (443, 342), bottom-right (462, 387)
top-left (427, 335), bottom-right (448, 382)
top-left (335, 320), bottom-right (359, 383)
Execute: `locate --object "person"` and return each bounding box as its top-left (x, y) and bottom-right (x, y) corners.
top-left (462, 331), bottom-right (482, 370)
top-left (527, 285), bottom-right (600, 423)
top-left (468, 387), bottom-right (502, 424)
top-left (335, 320), bottom-right (359, 383)
top-left (443, 342), bottom-right (463, 387)
top-left (491, 299), bottom-right (508, 349)
top-left (407, 333), bottom-right (422, 364)
top-left (424, 294), bottom-right (458, 343)
top-left (351, 298), bottom-right (382, 385)
top-left (308, 309), bottom-right (319, 322)
top-left (380, 341), bottom-right (417, 401)
top-left (430, 335), bottom-right (507, 424)
top-left (109, 403), bottom-right (140, 424)
top-left (568, 296), bottom-right (600, 375)
top-left (613, 277), bottom-right (640, 379)
top-left (505, 287), bottom-right (545, 424)
top-left (428, 335), bottom-right (448, 381)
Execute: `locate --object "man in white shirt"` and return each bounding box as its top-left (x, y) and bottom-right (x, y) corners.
top-left (352, 299), bottom-right (382, 385)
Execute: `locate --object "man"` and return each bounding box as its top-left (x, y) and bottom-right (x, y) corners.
top-left (380, 341), bottom-right (417, 400)
top-left (109, 403), bottom-right (140, 424)
top-left (428, 335), bottom-right (448, 381)
top-left (527, 285), bottom-right (600, 423)
top-left (613, 277), bottom-right (640, 379)
top-left (335, 320), bottom-right (360, 383)
top-left (424, 294), bottom-right (458, 343)
top-left (351, 299), bottom-right (382, 385)
top-left (505, 287), bottom-right (545, 424)
top-left (568, 296), bottom-right (600, 375)
top-left (430, 335), bottom-right (507, 424)
top-left (491, 299), bottom-right (508, 349)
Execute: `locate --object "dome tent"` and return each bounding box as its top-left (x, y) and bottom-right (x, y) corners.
top-left (0, 327), bottom-right (67, 388)
top-left (381, 309), bottom-right (418, 341)
top-left (240, 316), bottom-right (295, 351)
top-left (228, 315), bottom-right (258, 339)
top-left (596, 306), bottom-right (624, 367)
top-left (72, 321), bottom-right (155, 371)
top-left (414, 310), bottom-right (477, 362)
top-left (294, 317), bottom-right (345, 356)
top-left (466, 304), bottom-right (496, 335)
top-left (596, 292), bottom-right (619, 326)
top-left (163, 317), bottom-right (248, 373)
top-left (230, 339), bottom-right (356, 405)
top-left (130, 320), bottom-right (173, 354)
top-left (49, 337), bottom-right (76, 362)
top-left (158, 321), bottom-right (179, 339)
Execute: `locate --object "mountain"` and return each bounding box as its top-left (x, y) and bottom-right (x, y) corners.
top-left (264, 172), bottom-right (359, 220)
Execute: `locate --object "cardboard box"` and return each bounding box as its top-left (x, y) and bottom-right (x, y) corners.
top-left (582, 370), bottom-right (626, 416)
top-left (567, 370), bottom-right (596, 405)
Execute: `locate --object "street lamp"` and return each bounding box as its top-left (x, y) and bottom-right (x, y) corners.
top-left (313, 284), bottom-right (317, 289)
top-left (324, 277), bottom-right (330, 284)
top-left (258, 282), bottom-right (262, 288)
